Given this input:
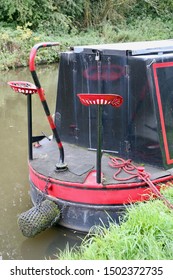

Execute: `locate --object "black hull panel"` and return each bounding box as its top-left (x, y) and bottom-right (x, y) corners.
top-left (30, 181), bottom-right (128, 232)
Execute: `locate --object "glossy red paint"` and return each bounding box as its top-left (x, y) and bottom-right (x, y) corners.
top-left (29, 162), bottom-right (170, 205)
top-left (153, 62), bottom-right (173, 165)
top-left (37, 88), bottom-right (45, 101)
top-left (29, 42), bottom-right (60, 72)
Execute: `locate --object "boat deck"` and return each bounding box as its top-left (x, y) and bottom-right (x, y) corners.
top-left (30, 138), bottom-right (172, 185)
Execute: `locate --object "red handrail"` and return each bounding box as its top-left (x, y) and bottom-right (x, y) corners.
top-left (29, 42), bottom-right (60, 72)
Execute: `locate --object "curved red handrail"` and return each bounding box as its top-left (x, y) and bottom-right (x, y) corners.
top-left (29, 42), bottom-right (60, 72)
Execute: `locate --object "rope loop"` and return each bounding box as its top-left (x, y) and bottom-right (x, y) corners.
top-left (108, 156), bottom-right (173, 210)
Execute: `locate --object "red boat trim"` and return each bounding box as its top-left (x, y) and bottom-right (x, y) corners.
top-left (29, 162), bottom-right (173, 205)
top-left (153, 61), bottom-right (173, 165)
top-left (30, 179), bottom-right (136, 207)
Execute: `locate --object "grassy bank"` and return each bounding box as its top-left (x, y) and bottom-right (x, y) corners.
top-left (1, 17), bottom-right (173, 71)
top-left (58, 187), bottom-right (173, 260)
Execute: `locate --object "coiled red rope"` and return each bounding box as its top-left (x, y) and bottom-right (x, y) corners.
top-left (109, 156), bottom-right (173, 209)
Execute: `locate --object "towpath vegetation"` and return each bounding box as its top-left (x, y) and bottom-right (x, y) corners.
top-left (1, 0), bottom-right (173, 70)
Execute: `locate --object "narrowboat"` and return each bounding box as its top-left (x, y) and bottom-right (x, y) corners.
top-left (8, 40), bottom-right (173, 237)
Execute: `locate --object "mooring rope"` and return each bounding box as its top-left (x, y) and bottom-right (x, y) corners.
top-left (109, 156), bottom-right (173, 210)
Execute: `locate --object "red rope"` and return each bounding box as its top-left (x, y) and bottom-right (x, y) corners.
top-left (109, 156), bottom-right (173, 209)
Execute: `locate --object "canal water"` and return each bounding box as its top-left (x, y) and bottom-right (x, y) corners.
top-left (0, 64), bottom-right (84, 260)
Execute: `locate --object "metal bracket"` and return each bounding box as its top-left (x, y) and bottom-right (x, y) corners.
top-left (32, 135), bottom-right (45, 143)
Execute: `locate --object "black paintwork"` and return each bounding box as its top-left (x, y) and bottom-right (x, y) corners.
top-left (55, 41), bottom-right (173, 169)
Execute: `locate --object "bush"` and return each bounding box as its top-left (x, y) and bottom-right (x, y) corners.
top-left (0, 0), bottom-right (136, 33)
top-left (128, 0), bottom-right (173, 22)
top-left (1, 0), bottom-right (173, 70)
top-left (0, 24), bottom-right (59, 70)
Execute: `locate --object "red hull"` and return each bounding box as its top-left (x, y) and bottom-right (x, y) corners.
top-left (29, 162), bottom-right (173, 206)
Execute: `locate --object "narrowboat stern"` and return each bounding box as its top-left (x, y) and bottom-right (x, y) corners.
top-left (8, 40), bottom-right (173, 237)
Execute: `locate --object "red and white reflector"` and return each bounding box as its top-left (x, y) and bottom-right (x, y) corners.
top-left (8, 81), bottom-right (37, 95)
top-left (77, 93), bottom-right (123, 107)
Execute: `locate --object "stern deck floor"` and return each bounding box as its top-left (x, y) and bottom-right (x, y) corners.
top-left (30, 138), bottom-right (172, 185)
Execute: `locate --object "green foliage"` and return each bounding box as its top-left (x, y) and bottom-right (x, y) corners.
top-left (1, 0), bottom-right (173, 70)
top-left (114, 17), bottom-right (173, 42)
top-left (1, 0), bottom-right (173, 33)
top-left (0, 24), bottom-right (59, 70)
top-left (80, 0), bottom-right (136, 28)
top-left (0, 0), bottom-right (135, 32)
top-left (59, 187), bottom-right (173, 260)
top-left (128, 0), bottom-right (173, 21)
top-left (1, 14), bottom-right (173, 71)
top-left (0, 0), bottom-right (73, 33)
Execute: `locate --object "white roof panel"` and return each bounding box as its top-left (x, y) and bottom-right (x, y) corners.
top-left (73, 39), bottom-right (173, 55)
